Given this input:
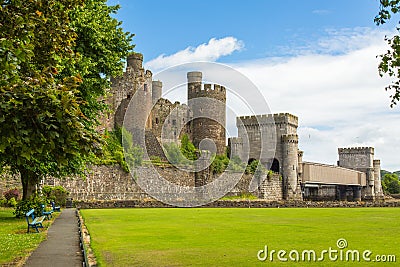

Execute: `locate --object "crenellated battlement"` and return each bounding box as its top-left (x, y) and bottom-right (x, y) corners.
top-left (228, 137), bottom-right (243, 145)
top-left (274, 113), bottom-right (298, 126)
top-left (281, 134), bottom-right (298, 143)
top-left (338, 147), bottom-right (374, 155)
top-left (188, 83), bottom-right (226, 93)
top-left (236, 113), bottom-right (298, 127)
top-left (127, 52), bottom-right (144, 73)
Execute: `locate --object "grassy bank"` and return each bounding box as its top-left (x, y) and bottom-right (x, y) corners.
top-left (0, 208), bottom-right (58, 265)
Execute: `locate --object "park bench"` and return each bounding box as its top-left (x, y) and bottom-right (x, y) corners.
top-left (25, 209), bottom-right (45, 233)
top-left (41, 204), bottom-right (53, 219)
top-left (51, 201), bottom-right (60, 212)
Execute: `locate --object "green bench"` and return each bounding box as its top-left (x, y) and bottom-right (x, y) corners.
top-left (25, 209), bottom-right (45, 233)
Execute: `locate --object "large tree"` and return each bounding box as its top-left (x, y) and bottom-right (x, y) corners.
top-left (375, 0), bottom-right (400, 107)
top-left (0, 0), bottom-right (133, 200)
top-left (382, 173), bottom-right (400, 194)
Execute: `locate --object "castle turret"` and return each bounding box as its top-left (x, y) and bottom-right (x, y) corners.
top-left (297, 150), bottom-right (304, 176)
top-left (282, 134), bottom-right (301, 200)
top-left (152, 80), bottom-right (162, 105)
top-left (127, 52), bottom-right (144, 73)
top-left (187, 71), bottom-right (226, 155)
top-left (373, 159), bottom-right (384, 200)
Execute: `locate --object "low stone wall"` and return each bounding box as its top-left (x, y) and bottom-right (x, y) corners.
top-left (42, 165), bottom-right (268, 201)
top-left (75, 199), bottom-right (400, 209)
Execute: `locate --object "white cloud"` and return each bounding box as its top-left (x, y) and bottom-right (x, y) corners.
top-left (145, 37), bottom-right (244, 70)
top-left (234, 28), bottom-right (400, 171)
top-left (148, 28), bottom-right (400, 171)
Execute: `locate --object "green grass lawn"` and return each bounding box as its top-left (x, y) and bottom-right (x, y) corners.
top-left (0, 207), bottom-right (58, 265)
top-left (81, 208), bottom-right (400, 267)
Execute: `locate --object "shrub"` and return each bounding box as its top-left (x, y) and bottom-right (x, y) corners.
top-left (245, 159), bottom-right (266, 175)
top-left (0, 197), bottom-right (6, 207)
top-left (14, 196), bottom-right (46, 218)
top-left (164, 143), bottom-right (187, 165)
top-left (89, 127), bottom-right (143, 172)
top-left (7, 197), bottom-right (17, 208)
top-left (42, 185), bottom-right (68, 206)
top-left (180, 134), bottom-right (197, 161)
top-left (210, 155), bottom-right (230, 174)
top-left (3, 188), bottom-right (20, 201)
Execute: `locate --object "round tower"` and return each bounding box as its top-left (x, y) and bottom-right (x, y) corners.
top-left (127, 52), bottom-right (143, 73)
top-left (152, 80), bottom-right (162, 105)
top-left (187, 71), bottom-right (226, 155)
top-left (281, 134), bottom-right (301, 200)
top-left (373, 159), bottom-right (384, 199)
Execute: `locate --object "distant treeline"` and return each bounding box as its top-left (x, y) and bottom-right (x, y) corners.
top-left (381, 170), bottom-right (400, 178)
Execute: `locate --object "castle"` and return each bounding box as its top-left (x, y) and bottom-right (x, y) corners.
top-left (104, 52), bottom-right (384, 202)
top-left (103, 52), bottom-right (226, 158)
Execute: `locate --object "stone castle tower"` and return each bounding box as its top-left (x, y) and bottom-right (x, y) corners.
top-left (229, 113), bottom-right (302, 200)
top-left (107, 55), bottom-right (227, 158)
top-left (107, 52), bottom-right (156, 149)
top-left (187, 71), bottom-right (226, 155)
top-left (338, 147), bottom-right (384, 200)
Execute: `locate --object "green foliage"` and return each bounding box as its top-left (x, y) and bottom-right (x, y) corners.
top-left (245, 159), bottom-right (266, 175)
top-left (64, 0), bottom-right (134, 123)
top-left (164, 143), bottom-right (188, 165)
top-left (121, 127), bottom-right (143, 169)
top-left (220, 193), bottom-right (258, 200)
top-left (210, 155), bottom-right (246, 174)
top-left (0, 197), bottom-right (17, 208)
top-left (0, 198), bottom-right (5, 207)
top-left (89, 127), bottom-right (143, 172)
top-left (7, 198), bottom-right (17, 208)
top-left (0, 0), bottom-right (133, 199)
top-left (228, 156), bottom-right (246, 172)
top-left (41, 185), bottom-right (68, 206)
top-left (150, 156), bottom-right (162, 163)
top-left (382, 173), bottom-right (400, 194)
top-left (180, 134), bottom-right (197, 161)
top-left (375, 0), bottom-right (400, 106)
top-left (210, 155), bottom-right (230, 174)
top-left (13, 196), bottom-right (46, 218)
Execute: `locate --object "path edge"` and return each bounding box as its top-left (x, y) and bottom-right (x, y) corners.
top-left (77, 209), bottom-right (98, 267)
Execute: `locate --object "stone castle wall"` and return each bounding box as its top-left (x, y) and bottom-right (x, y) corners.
top-left (34, 165), bottom-right (281, 202)
top-left (151, 98), bottom-right (190, 142)
top-left (259, 173), bottom-right (283, 201)
top-left (0, 171), bottom-right (21, 196)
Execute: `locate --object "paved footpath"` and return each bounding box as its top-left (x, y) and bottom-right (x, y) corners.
top-left (24, 208), bottom-right (83, 267)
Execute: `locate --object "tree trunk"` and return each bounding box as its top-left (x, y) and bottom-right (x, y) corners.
top-left (20, 169), bottom-right (40, 200)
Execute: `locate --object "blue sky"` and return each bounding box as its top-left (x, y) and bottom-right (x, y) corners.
top-left (108, 1), bottom-right (400, 171)
top-left (109, 0), bottom-right (393, 61)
